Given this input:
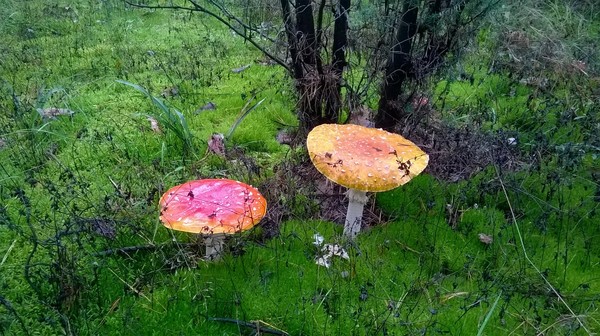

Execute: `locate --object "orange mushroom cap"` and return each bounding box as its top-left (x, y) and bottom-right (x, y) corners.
top-left (307, 124), bottom-right (429, 192)
top-left (159, 179), bottom-right (267, 234)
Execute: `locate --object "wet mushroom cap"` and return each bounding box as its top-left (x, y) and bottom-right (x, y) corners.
top-left (307, 124), bottom-right (429, 192)
top-left (159, 179), bottom-right (267, 234)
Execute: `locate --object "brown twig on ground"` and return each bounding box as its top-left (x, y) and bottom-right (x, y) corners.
top-left (0, 295), bottom-right (30, 335)
top-left (209, 317), bottom-right (289, 335)
top-left (93, 242), bottom-right (197, 257)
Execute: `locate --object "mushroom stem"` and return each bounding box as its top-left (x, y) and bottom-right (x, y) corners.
top-left (343, 189), bottom-right (368, 238)
top-left (204, 233), bottom-right (226, 260)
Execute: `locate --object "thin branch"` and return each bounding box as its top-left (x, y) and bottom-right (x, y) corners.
top-left (124, 1), bottom-right (292, 73)
top-left (280, 0), bottom-right (303, 79)
top-left (495, 166), bottom-right (593, 335)
top-left (93, 242), bottom-right (197, 257)
top-left (209, 317), bottom-right (289, 335)
top-left (315, 0), bottom-right (326, 74)
top-left (0, 295), bottom-right (30, 335)
top-left (197, 0), bottom-right (281, 45)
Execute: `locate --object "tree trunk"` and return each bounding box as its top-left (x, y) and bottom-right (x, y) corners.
top-left (375, 3), bottom-right (419, 130)
top-left (291, 0), bottom-right (349, 134)
top-left (295, 0), bottom-right (317, 66)
top-left (281, 0), bottom-right (303, 80)
top-left (332, 0), bottom-right (350, 76)
top-left (324, 0), bottom-right (351, 122)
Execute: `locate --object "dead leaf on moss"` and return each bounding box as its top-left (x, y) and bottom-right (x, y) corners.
top-left (208, 133), bottom-right (226, 157)
top-left (195, 102), bottom-right (216, 114)
top-left (478, 233), bottom-right (493, 245)
top-left (147, 116), bottom-right (162, 133)
top-left (232, 64), bottom-right (251, 73)
top-left (276, 129), bottom-right (293, 146)
top-left (161, 86), bottom-right (178, 98)
top-left (315, 243), bottom-right (349, 268)
top-left (37, 107), bottom-right (74, 119)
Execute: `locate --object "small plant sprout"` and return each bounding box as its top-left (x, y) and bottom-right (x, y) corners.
top-left (158, 179), bottom-right (267, 260)
top-left (307, 124), bottom-right (429, 238)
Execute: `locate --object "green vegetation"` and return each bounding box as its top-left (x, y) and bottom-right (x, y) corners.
top-left (1, 0), bottom-right (598, 335)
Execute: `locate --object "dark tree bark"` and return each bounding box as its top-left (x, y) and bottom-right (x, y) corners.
top-left (375, 0), bottom-right (490, 131)
top-left (422, 0), bottom-right (467, 73)
top-left (292, 0), bottom-right (351, 133)
top-left (125, 0), bottom-right (492, 134)
top-left (322, 0), bottom-right (351, 123)
top-left (332, 0), bottom-right (350, 76)
top-left (295, 0), bottom-right (317, 66)
top-left (294, 0), bottom-right (323, 132)
top-left (281, 0), bottom-right (303, 80)
top-left (375, 2), bottom-right (419, 130)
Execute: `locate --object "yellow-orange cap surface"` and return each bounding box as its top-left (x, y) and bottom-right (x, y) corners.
top-left (307, 124), bottom-right (429, 192)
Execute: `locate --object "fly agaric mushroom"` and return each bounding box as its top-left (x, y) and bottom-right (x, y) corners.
top-left (307, 124), bottom-right (429, 238)
top-left (159, 179), bottom-right (267, 260)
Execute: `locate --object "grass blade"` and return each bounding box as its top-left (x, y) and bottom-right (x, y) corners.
top-left (226, 97), bottom-right (265, 139)
top-left (477, 291), bottom-right (502, 336)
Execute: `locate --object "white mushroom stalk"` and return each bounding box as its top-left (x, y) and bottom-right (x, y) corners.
top-left (344, 189), bottom-right (368, 238)
top-left (306, 124), bottom-right (429, 239)
top-left (204, 233), bottom-right (226, 260)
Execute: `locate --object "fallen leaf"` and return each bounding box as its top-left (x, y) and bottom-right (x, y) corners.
top-left (37, 107), bottom-right (74, 119)
top-left (315, 244), bottom-right (349, 268)
top-left (232, 64), bottom-right (251, 73)
top-left (478, 233), bottom-right (493, 245)
top-left (161, 86), bottom-right (179, 98)
top-left (315, 256), bottom-right (331, 268)
top-left (276, 129), bottom-right (293, 146)
top-left (312, 233), bottom-right (324, 246)
top-left (322, 244), bottom-right (349, 260)
top-left (208, 133), bottom-right (226, 157)
top-left (147, 116), bottom-right (162, 133)
top-left (195, 102), bottom-right (216, 114)
top-left (348, 106), bottom-right (374, 127)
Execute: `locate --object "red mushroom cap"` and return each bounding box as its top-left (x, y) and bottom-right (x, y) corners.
top-left (159, 179), bottom-right (267, 234)
top-left (307, 124), bottom-right (429, 192)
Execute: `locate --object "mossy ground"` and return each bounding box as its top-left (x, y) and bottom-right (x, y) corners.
top-left (1, 1), bottom-right (599, 335)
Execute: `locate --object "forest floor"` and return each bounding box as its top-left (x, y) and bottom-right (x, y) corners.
top-left (1, 1), bottom-right (599, 335)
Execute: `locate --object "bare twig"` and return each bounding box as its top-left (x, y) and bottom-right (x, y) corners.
top-left (495, 166), bottom-right (593, 335)
top-left (209, 317), bottom-right (289, 335)
top-left (93, 242), bottom-right (197, 257)
top-left (0, 295), bottom-right (30, 335)
top-left (124, 1), bottom-right (291, 73)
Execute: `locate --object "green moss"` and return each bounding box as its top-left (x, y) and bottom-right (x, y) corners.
top-left (1, 0), bottom-right (599, 334)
